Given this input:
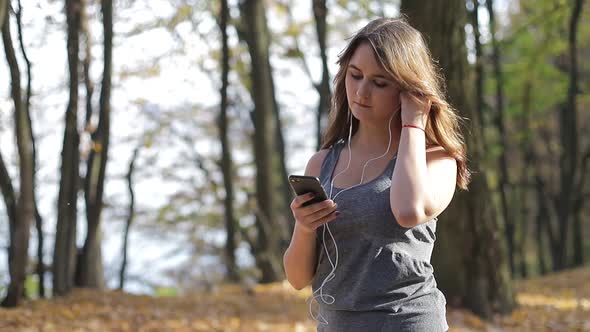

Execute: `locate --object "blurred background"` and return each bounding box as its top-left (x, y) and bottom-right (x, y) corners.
top-left (0, 0), bottom-right (589, 330)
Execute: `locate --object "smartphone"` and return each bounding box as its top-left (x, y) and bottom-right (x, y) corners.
top-left (288, 175), bottom-right (329, 207)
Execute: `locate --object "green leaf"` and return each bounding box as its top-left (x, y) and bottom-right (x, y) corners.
top-left (25, 275), bottom-right (39, 299)
top-left (154, 287), bottom-right (180, 297)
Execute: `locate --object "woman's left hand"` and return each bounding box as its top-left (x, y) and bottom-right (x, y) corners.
top-left (400, 92), bottom-right (431, 128)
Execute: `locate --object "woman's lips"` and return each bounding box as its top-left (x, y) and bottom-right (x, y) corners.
top-left (354, 101), bottom-right (371, 108)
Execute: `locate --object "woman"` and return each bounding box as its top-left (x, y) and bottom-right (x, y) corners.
top-left (283, 17), bottom-right (469, 331)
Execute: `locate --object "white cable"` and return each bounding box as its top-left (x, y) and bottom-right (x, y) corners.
top-left (309, 110), bottom-right (395, 325)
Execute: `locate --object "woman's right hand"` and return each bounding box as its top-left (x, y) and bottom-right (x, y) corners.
top-left (290, 193), bottom-right (340, 234)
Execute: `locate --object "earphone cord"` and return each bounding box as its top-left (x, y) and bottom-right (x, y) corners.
top-left (308, 110), bottom-right (395, 325)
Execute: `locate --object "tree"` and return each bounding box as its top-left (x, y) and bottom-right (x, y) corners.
top-left (514, 0), bottom-right (587, 272)
top-left (564, 0), bottom-right (585, 267)
top-left (0, 0), bottom-right (5, 28)
top-left (1, 0), bottom-right (36, 307)
top-left (78, 0), bottom-right (113, 288)
top-left (312, 0), bottom-right (331, 150)
top-left (14, 0), bottom-right (44, 297)
top-left (217, 0), bottom-right (240, 283)
top-left (0, 1), bottom-right (17, 301)
top-left (0, 153), bottom-right (16, 281)
top-left (81, 0), bottom-right (94, 130)
top-left (54, 0), bottom-right (82, 296)
top-left (485, 0), bottom-right (515, 278)
top-left (499, 0), bottom-right (571, 275)
top-left (401, 0), bottom-right (515, 318)
top-left (119, 143), bottom-right (140, 290)
top-left (278, 0), bottom-right (331, 151)
top-left (238, 0), bottom-right (286, 282)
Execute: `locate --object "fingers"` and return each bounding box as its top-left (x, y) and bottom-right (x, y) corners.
top-left (308, 208), bottom-right (340, 229)
top-left (291, 194), bottom-right (334, 216)
top-left (300, 199), bottom-right (337, 218)
top-left (401, 91), bottom-right (431, 113)
top-left (298, 208), bottom-right (339, 233)
top-left (290, 195), bottom-right (340, 233)
top-left (290, 192), bottom-right (317, 209)
top-left (305, 201), bottom-right (338, 221)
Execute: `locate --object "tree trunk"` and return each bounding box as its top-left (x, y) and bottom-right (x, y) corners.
top-left (34, 210), bottom-right (44, 296)
top-left (81, 0), bottom-right (94, 131)
top-left (119, 145), bottom-right (139, 290)
top-left (534, 175), bottom-right (550, 274)
top-left (553, 0), bottom-right (584, 270)
top-left (54, 0), bottom-right (82, 297)
top-left (312, 0), bottom-right (331, 151)
top-left (517, 188), bottom-right (529, 278)
top-left (572, 150), bottom-right (589, 267)
top-left (486, 0), bottom-right (514, 277)
top-left (0, 152), bottom-right (17, 297)
top-left (0, 4), bottom-right (13, 233)
top-left (15, 0), bottom-right (44, 298)
top-left (523, 79), bottom-right (550, 275)
top-left (561, 0), bottom-right (584, 269)
top-left (239, 0), bottom-right (284, 283)
top-left (80, 0), bottom-right (94, 134)
top-left (469, 1), bottom-right (485, 137)
top-left (79, 0), bottom-right (112, 288)
top-left (76, 228), bottom-right (104, 287)
top-left (1, 3), bottom-right (35, 307)
top-left (401, 0), bottom-right (515, 317)
top-left (572, 208), bottom-right (583, 266)
top-left (271, 89), bottom-right (295, 249)
top-left (267, 15), bottom-right (294, 248)
top-left (217, 0), bottom-right (240, 283)
top-left (0, 0), bottom-right (5, 28)
top-left (518, 81), bottom-right (534, 279)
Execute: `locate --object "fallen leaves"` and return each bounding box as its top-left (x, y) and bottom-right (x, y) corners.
top-left (0, 266), bottom-right (589, 331)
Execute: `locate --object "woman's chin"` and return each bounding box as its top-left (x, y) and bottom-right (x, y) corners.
top-left (350, 108), bottom-right (370, 118)
top-left (352, 108), bottom-right (385, 122)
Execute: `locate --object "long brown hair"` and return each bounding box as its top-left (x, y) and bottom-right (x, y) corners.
top-left (321, 17), bottom-right (470, 190)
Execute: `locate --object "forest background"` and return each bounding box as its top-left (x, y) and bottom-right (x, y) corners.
top-left (0, 0), bottom-right (589, 330)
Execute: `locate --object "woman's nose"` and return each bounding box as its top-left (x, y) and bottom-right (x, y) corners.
top-left (356, 80), bottom-right (370, 98)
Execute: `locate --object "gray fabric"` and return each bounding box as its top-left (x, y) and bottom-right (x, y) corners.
top-left (312, 141), bottom-right (449, 331)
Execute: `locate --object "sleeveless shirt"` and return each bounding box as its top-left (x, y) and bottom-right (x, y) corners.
top-left (312, 140), bottom-right (449, 331)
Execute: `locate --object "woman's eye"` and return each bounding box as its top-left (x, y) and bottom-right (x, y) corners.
top-left (350, 73), bottom-right (362, 80)
top-left (374, 81), bottom-right (387, 88)
top-left (348, 71), bottom-right (387, 87)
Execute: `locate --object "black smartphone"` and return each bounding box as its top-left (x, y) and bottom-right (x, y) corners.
top-left (288, 175), bottom-right (329, 207)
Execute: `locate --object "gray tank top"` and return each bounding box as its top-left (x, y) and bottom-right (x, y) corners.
top-left (312, 141), bottom-right (448, 331)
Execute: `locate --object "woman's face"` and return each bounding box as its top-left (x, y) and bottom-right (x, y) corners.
top-left (345, 42), bottom-right (401, 126)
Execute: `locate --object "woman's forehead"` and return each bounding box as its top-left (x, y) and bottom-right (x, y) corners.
top-left (349, 43), bottom-right (391, 79)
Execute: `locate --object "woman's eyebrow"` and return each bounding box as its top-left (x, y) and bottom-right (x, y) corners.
top-left (348, 64), bottom-right (391, 80)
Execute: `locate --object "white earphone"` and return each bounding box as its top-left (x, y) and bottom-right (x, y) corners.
top-left (309, 108), bottom-right (396, 325)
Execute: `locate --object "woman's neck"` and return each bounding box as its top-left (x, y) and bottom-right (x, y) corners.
top-left (351, 123), bottom-right (400, 157)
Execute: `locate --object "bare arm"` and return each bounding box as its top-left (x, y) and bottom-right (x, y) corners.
top-left (390, 93), bottom-right (458, 228)
top-left (283, 149), bottom-right (338, 290)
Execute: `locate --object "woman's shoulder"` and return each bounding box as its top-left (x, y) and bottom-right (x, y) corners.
top-left (304, 148), bottom-right (332, 177)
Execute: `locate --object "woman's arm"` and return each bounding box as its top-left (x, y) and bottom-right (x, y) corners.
top-left (283, 149), bottom-right (338, 290)
top-left (390, 93), bottom-right (457, 228)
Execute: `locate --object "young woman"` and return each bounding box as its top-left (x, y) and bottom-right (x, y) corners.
top-left (283, 17), bottom-right (469, 331)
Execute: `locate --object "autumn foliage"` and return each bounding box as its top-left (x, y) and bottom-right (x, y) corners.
top-left (0, 266), bottom-right (588, 331)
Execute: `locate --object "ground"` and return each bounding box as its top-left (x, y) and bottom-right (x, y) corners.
top-left (1, 266), bottom-right (589, 331)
